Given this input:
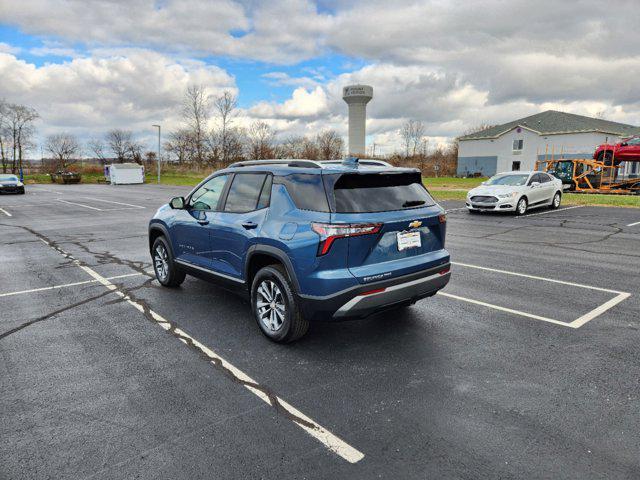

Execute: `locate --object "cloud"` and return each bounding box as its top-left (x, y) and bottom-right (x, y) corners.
top-left (0, 42), bottom-right (21, 55)
top-left (0, 50), bottom-right (235, 140)
top-left (0, 0), bottom-right (331, 63)
top-left (2, 0), bottom-right (640, 153)
top-left (249, 86), bottom-right (329, 119)
top-left (261, 72), bottom-right (320, 89)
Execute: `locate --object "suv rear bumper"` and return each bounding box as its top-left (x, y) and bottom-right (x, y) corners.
top-left (297, 262), bottom-right (451, 321)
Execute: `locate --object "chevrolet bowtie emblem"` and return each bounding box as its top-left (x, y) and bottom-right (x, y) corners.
top-left (409, 220), bottom-right (422, 229)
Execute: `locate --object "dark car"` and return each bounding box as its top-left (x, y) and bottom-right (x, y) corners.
top-left (148, 158), bottom-right (451, 342)
top-left (0, 174), bottom-right (25, 194)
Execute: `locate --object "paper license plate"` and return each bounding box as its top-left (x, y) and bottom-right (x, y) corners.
top-left (397, 230), bottom-right (421, 251)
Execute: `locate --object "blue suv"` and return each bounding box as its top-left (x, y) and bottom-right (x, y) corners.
top-left (149, 158), bottom-right (451, 342)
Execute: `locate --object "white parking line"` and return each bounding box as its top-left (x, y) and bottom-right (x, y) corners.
top-left (0, 203), bottom-right (56, 208)
top-left (0, 273), bottom-right (142, 298)
top-left (56, 199), bottom-right (103, 210)
top-left (80, 197), bottom-right (146, 209)
top-left (626, 221), bottom-right (640, 227)
top-left (36, 237), bottom-right (364, 464)
top-left (451, 261), bottom-right (622, 294)
top-left (517, 205), bottom-right (583, 218)
top-left (436, 292), bottom-right (570, 327)
top-left (0, 208), bottom-right (12, 217)
top-left (445, 261), bottom-right (630, 328)
top-left (35, 188), bottom-right (65, 194)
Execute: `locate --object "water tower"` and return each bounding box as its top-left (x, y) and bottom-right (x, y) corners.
top-left (342, 85), bottom-right (373, 156)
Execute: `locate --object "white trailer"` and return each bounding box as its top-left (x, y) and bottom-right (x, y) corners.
top-left (105, 163), bottom-right (145, 185)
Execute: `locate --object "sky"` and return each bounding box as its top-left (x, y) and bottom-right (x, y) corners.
top-left (1, 0), bottom-right (639, 156)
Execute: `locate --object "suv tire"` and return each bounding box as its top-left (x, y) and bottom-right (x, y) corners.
top-left (251, 265), bottom-right (309, 343)
top-left (152, 236), bottom-right (186, 287)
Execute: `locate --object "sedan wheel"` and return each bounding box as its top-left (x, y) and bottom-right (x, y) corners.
top-left (256, 280), bottom-right (286, 332)
top-left (552, 192), bottom-right (561, 209)
top-left (516, 197), bottom-right (528, 215)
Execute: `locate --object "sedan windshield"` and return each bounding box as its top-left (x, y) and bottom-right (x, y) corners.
top-left (485, 174), bottom-right (529, 186)
top-left (0, 175), bottom-right (18, 182)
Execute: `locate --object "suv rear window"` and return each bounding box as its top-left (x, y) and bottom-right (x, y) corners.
top-left (333, 172), bottom-right (435, 213)
top-left (277, 173), bottom-right (330, 212)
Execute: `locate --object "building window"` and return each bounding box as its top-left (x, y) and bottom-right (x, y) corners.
top-left (512, 139), bottom-right (524, 152)
top-left (512, 161), bottom-right (521, 171)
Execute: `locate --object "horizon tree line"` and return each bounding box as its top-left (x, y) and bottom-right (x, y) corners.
top-left (1, 87), bottom-right (460, 176)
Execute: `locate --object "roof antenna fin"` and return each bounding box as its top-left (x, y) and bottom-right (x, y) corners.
top-left (342, 157), bottom-right (359, 167)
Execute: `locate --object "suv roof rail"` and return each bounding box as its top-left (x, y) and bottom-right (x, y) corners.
top-left (228, 159), bottom-right (322, 169)
top-left (320, 159), bottom-right (393, 167)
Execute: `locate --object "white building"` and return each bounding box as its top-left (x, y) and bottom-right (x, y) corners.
top-left (457, 110), bottom-right (640, 177)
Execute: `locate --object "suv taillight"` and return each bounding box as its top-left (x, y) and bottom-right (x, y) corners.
top-left (311, 222), bottom-right (382, 256)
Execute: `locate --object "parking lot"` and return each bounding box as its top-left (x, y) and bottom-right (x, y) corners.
top-left (1, 183), bottom-right (639, 479)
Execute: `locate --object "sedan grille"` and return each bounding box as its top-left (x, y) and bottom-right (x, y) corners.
top-left (470, 195), bottom-right (498, 203)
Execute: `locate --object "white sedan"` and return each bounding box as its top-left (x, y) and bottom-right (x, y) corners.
top-left (466, 171), bottom-right (563, 215)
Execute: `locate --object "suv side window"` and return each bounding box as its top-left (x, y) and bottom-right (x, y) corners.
top-left (189, 174), bottom-right (229, 211)
top-left (276, 173), bottom-right (330, 212)
top-left (256, 175), bottom-right (272, 210)
top-left (224, 173), bottom-right (269, 213)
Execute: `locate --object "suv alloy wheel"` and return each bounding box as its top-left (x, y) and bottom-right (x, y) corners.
top-left (251, 265), bottom-right (309, 343)
top-left (152, 236), bottom-right (186, 287)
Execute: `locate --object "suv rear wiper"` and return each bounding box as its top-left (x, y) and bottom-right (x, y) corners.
top-left (402, 200), bottom-right (425, 208)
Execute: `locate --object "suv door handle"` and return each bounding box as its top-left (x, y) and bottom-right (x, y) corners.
top-left (242, 221), bottom-right (258, 230)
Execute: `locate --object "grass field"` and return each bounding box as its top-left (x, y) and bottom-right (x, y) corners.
top-left (23, 172), bottom-right (640, 208)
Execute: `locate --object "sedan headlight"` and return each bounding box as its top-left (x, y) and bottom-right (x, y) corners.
top-left (497, 192), bottom-right (518, 199)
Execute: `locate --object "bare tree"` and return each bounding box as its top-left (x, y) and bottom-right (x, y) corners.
top-left (399, 119), bottom-right (426, 157)
top-left (301, 137), bottom-right (320, 160)
top-left (164, 128), bottom-right (196, 164)
top-left (280, 135), bottom-right (306, 158)
top-left (212, 90), bottom-right (237, 165)
top-left (106, 129), bottom-right (142, 163)
top-left (223, 127), bottom-right (245, 163)
top-left (1, 103), bottom-right (39, 173)
top-left (247, 121), bottom-right (275, 160)
top-left (87, 138), bottom-right (106, 163)
top-left (183, 85), bottom-right (210, 164)
top-left (0, 100), bottom-right (9, 173)
top-left (316, 130), bottom-right (344, 160)
top-left (45, 133), bottom-right (81, 170)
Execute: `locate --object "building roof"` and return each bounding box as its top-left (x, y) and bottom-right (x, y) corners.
top-left (459, 110), bottom-right (640, 140)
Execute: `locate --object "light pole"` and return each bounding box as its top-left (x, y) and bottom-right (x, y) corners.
top-left (152, 124), bottom-right (161, 184)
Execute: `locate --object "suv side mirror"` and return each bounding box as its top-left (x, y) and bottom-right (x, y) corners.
top-left (529, 181), bottom-right (540, 188)
top-left (621, 142), bottom-right (628, 147)
top-left (170, 196), bottom-right (185, 209)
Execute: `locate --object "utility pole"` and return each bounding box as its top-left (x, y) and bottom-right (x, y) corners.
top-left (152, 124), bottom-right (161, 184)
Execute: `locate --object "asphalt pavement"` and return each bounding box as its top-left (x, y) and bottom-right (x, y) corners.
top-left (1, 183), bottom-right (639, 479)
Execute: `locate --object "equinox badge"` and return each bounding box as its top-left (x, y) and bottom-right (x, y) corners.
top-left (408, 220), bottom-right (422, 229)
